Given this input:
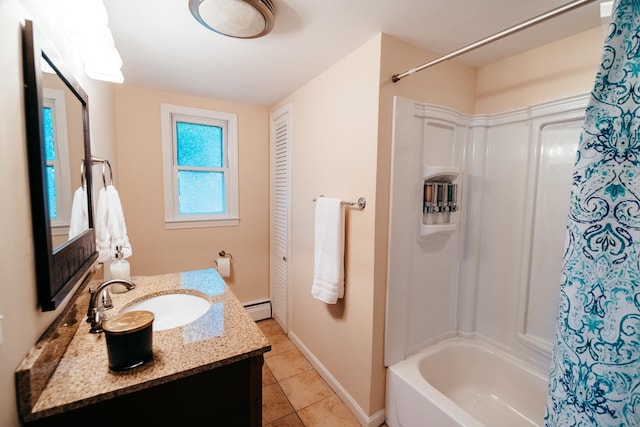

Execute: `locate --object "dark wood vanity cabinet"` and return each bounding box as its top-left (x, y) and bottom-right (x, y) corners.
top-left (24, 355), bottom-right (264, 427)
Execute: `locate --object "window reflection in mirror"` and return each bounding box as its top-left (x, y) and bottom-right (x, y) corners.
top-left (42, 58), bottom-right (88, 248)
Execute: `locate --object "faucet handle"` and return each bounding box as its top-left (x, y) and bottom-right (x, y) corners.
top-left (86, 287), bottom-right (114, 323)
top-left (90, 307), bottom-right (107, 333)
top-left (86, 287), bottom-right (96, 322)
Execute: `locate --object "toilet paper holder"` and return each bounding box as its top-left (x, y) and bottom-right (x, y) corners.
top-left (215, 251), bottom-right (233, 278)
top-left (216, 250), bottom-right (233, 265)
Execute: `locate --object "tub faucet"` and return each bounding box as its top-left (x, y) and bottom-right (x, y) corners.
top-left (87, 279), bottom-right (136, 333)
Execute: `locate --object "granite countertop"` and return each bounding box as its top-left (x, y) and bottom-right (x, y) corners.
top-left (16, 268), bottom-right (271, 422)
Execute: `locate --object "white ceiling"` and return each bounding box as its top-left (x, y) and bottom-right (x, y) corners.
top-left (103, 0), bottom-right (605, 107)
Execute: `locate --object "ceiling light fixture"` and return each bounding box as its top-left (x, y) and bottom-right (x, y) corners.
top-left (189, 0), bottom-right (275, 39)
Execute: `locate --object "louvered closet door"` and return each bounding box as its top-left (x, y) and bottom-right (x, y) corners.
top-left (270, 105), bottom-right (290, 333)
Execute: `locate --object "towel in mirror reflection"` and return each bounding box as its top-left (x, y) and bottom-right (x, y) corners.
top-left (68, 186), bottom-right (88, 240)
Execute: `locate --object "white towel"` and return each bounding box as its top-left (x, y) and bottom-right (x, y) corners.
top-left (106, 185), bottom-right (132, 258)
top-left (68, 186), bottom-right (88, 240)
top-left (95, 185), bottom-right (132, 263)
top-left (311, 197), bottom-right (345, 304)
top-left (96, 187), bottom-right (110, 262)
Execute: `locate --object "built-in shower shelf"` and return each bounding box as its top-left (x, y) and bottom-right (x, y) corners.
top-left (420, 223), bottom-right (457, 236)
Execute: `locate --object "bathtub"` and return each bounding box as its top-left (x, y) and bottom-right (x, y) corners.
top-left (386, 338), bottom-right (548, 427)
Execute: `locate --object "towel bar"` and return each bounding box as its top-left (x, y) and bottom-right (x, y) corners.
top-left (313, 195), bottom-right (366, 210)
top-left (85, 156), bottom-right (114, 188)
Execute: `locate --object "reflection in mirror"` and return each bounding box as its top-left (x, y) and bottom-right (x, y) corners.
top-left (42, 68), bottom-right (88, 247)
top-left (22, 20), bottom-right (98, 311)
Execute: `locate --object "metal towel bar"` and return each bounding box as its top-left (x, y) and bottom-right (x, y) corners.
top-left (81, 156), bottom-right (114, 188)
top-left (313, 195), bottom-right (366, 210)
top-left (80, 156), bottom-right (114, 188)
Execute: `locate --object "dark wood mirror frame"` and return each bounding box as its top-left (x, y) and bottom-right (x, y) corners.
top-left (22, 20), bottom-right (98, 311)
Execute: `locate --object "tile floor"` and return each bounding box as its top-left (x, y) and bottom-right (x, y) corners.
top-left (258, 318), bottom-right (383, 427)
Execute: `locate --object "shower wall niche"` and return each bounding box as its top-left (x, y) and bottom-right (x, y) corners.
top-left (421, 166), bottom-right (460, 236)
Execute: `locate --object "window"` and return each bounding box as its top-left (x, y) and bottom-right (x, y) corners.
top-left (43, 88), bottom-right (72, 233)
top-left (161, 104), bottom-right (239, 228)
top-left (44, 105), bottom-right (58, 219)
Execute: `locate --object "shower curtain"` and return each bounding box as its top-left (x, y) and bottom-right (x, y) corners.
top-left (545, 1), bottom-right (640, 425)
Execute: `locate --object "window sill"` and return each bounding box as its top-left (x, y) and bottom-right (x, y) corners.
top-left (165, 218), bottom-right (239, 230)
top-left (51, 225), bottom-right (70, 236)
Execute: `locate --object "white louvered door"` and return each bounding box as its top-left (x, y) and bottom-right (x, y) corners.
top-left (270, 105), bottom-right (291, 332)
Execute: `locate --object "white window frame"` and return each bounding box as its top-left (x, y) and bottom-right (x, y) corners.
top-left (43, 87), bottom-right (72, 235)
top-left (161, 103), bottom-right (239, 229)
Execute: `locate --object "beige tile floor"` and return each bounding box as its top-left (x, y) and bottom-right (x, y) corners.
top-left (258, 318), bottom-right (378, 427)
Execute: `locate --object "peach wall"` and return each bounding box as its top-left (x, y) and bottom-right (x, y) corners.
top-left (113, 85), bottom-right (270, 304)
top-left (1, 1), bottom-right (117, 426)
top-left (475, 27), bottom-right (604, 114)
top-left (379, 34), bottom-right (477, 113)
top-left (0, 5), bottom-right (42, 426)
top-left (272, 34), bottom-right (382, 417)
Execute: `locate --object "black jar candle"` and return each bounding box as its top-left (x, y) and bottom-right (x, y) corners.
top-left (102, 310), bottom-right (154, 371)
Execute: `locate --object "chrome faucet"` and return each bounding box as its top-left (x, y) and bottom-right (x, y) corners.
top-left (87, 279), bottom-right (136, 333)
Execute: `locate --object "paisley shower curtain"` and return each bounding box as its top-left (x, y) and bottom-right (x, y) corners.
top-left (545, 1), bottom-right (640, 425)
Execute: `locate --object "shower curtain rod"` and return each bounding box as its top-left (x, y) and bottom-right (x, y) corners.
top-left (391, 0), bottom-right (598, 83)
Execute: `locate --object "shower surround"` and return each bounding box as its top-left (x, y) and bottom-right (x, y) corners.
top-left (385, 93), bottom-right (590, 425)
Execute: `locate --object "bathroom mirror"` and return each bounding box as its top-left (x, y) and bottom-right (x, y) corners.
top-left (22, 20), bottom-right (98, 311)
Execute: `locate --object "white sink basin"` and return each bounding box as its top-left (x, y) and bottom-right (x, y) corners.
top-left (121, 292), bottom-right (211, 331)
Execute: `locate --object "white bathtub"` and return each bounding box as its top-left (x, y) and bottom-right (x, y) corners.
top-left (386, 338), bottom-right (548, 427)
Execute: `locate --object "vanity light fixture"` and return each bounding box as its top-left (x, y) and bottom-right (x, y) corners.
top-left (57, 0), bottom-right (124, 83)
top-left (189, 0), bottom-right (275, 39)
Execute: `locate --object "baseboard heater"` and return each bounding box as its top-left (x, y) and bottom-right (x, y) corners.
top-left (243, 299), bottom-right (271, 322)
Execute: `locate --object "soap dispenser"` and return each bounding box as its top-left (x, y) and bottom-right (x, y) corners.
top-left (109, 245), bottom-right (131, 293)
